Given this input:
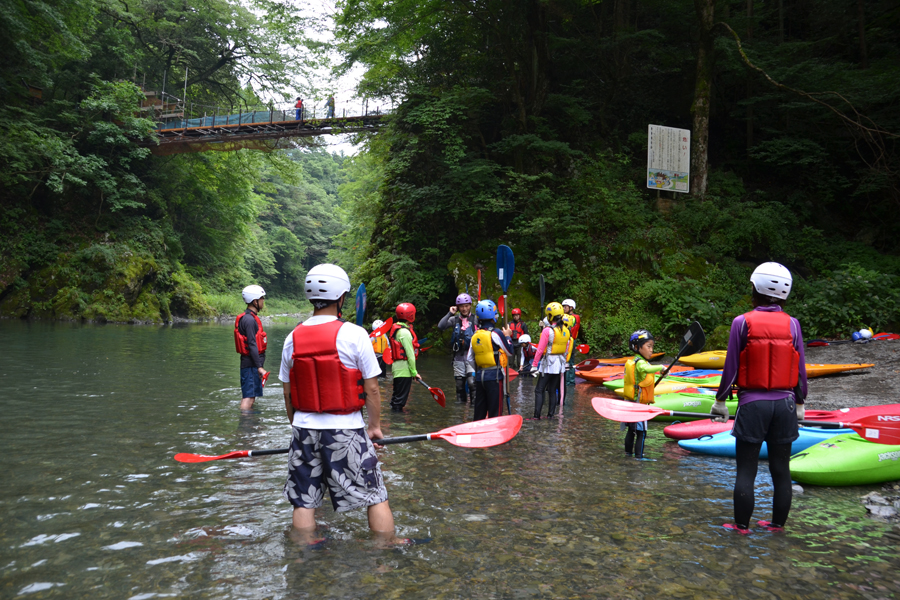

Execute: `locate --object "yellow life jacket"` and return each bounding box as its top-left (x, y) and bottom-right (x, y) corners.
top-left (623, 357), bottom-right (656, 404)
top-left (549, 325), bottom-right (571, 355)
top-left (372, 335), bottom-right (388, 355)
top-left (471, 328), bottom-right (508, 369)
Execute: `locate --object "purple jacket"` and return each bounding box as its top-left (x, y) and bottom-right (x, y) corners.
top-left (715, 306), bottom-right (808, 406)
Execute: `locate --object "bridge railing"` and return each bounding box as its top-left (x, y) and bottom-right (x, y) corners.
top-left (145, 91), bottom-right (391, 131)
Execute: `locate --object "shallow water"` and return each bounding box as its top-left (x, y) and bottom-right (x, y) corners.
top-left (1, 320), bottom-right (897, 599)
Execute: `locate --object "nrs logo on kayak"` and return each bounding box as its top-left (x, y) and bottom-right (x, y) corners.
top-left (876, 415), bottom-right (900, 421)
top-left (878, 451), bottom-right (900, 462)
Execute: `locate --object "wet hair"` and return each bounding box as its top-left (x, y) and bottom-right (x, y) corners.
top-left (310, 298), bottom-right (336, 309)
top-left (751, 287), bottom-right (785, 307)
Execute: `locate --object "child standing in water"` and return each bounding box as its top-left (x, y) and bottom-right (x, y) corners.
top-left (622, 330), bottom-right (664, 459)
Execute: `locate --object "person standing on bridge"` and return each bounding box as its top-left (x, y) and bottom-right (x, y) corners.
top-left (324, 95), bottom-right (335, 118)
top-left (294, 97), bottom-right (303, 121)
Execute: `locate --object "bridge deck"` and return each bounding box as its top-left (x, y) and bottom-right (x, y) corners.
top-left (147, 114), bottom-right (386, 154)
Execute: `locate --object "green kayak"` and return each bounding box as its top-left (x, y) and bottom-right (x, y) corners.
top-left (649, 393), bottom-right (738, 422)
top-left (790, 434), bottom-right (900, 486)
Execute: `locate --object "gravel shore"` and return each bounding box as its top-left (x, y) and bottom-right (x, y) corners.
top-left (804, 338), bottom-right (900, 411)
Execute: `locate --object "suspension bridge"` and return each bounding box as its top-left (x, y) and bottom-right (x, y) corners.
top-left (140, 91), bottom-right (388, 155)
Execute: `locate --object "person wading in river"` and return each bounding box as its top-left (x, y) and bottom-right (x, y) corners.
top-left (530, 302), bottom-right (570, 419)
top-left (235, 285), bottom-right (268, 412)
top-left (438, 294), bottom-right (477, 404)
top-left (467, 300), bottom-right (513, 420)
top-left (278, 263), bottom-right (398, 544)
top-left (711, 262), bottom-right (808, 534)
top-left (622, 330), bottom-right (664, 459)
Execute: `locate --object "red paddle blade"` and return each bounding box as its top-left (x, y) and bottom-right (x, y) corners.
top-left (370, 317), bottom-right (393, 338)
top-left (382, 343), bottom-right (393, 365)
top-left (577, 344), bottom-right (590, 354)
top-left (174, 450), bottom-right (250, 463)
top-left (497, 295), bottom-right (505, 317)
top-left (847, 415), bottom-right (900, 445)
top-left (434, 415), bottom-right (523, 448)
top-left (429, 387), bottom-right (446, 407)
top-left (261, 371), bottom-right (270, 388)
top-left (507, 367), bottom-right (519, 381)
top-left (591, 397), bottom-right (666, 422)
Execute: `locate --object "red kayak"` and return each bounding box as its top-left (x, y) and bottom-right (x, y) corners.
top-left (663, 403), bottom-right (900, 440)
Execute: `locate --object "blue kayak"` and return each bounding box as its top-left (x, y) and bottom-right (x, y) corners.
top-left (678, 426), bottom-right (855, 458)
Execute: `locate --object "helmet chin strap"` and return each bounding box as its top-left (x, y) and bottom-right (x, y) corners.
top-left (336, 294), bottom-right (345, 318)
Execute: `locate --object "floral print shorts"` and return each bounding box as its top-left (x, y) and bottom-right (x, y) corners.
top-left (283, 427), bottom-right (388, 512)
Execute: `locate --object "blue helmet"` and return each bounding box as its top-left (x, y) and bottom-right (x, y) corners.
top-left (629, 329), bottom-right (654, 353)
top-left (475, 299), bottom-right (498, 321)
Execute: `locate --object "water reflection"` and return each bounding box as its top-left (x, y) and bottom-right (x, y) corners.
top-left (0, 320), bottom-right (896, 599)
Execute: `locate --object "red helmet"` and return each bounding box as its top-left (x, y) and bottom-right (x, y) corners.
top-left (511, 308), bottom-right (521, 316)
top-left (396, 302), bottom-right (416, 322)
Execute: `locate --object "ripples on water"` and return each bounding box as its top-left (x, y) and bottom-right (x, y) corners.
top-left (0, 320), bottom-right (897, 599)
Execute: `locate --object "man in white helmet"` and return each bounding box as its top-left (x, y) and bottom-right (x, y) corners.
top-left (711, 262), bottom-right (808, 535)
top-left (561, 299), bottom-right (581, 385)
top-left (278, 264), bottom-right (398, 544)
top-left (235, 285), bottom-right (268, 411)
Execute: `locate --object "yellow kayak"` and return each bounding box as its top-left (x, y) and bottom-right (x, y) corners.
top-left (676, 351), bottom-right (727, 369)
top-left (677, 352), bottom-right (874, 379)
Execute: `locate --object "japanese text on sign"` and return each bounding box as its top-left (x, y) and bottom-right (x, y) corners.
top-left (647, 125), bottom-right (690, 193)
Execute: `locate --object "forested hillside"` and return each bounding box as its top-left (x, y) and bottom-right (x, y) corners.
top-left (331, 0), bottom-right (900, 350)
top-left (1, 0), bottom-right (898, 350)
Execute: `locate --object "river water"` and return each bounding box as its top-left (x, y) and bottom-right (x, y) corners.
top-left (1, 320), bottom-right (897, 599)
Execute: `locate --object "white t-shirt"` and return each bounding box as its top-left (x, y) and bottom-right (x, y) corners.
top-left (279, 315), bottom-right (381, 429)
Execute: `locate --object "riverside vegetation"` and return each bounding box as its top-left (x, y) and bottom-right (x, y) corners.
top-left (1, 0), bottom-right (898, 351)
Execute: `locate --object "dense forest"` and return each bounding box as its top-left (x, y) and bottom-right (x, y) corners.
top-left (1, 0), bottom-right (898, 351)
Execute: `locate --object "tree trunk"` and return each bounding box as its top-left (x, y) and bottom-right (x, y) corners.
top-left (857, 0), bottom-right (868, 69)
top-left (691, 0), bottom-right (715, 197)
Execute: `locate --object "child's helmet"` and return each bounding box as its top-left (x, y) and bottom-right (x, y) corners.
top-left (544, 302), bottom-right (564, 322)
top-left (629, 330), bottom-right (654, 353)
top-left (476, 299), bottom-right (498, 321)
top-left (562, 314), bottom-right (575, 328)
top-left (519, 334), bottom-right (532, 344)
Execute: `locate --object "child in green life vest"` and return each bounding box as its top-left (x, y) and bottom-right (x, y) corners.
top-left (622, 329), bottom-right (664, 459)
top-left (388, 303), bottom-right (422, 411)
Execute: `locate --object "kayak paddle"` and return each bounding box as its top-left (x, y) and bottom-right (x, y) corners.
top-left (355, 283), bottom-right (367, 327)
top-left (477, 269), bottom-right (482, 302)
top-left (173, 416), bottom-right (524, 462)
top-left (497, 244), bottom-right (515, 416)
top-left (655, 321), bottom-right (705, 387)
top-left (417, 379), bottom-right (446, 407)
top-left (591, 398), bottom-right (900, 444)
top-left (369, 317), bottom-right (393, 338)
top-left (539, 274), bottom-right (545, 310)
top-left (261, 371), bottom-right (270, 388)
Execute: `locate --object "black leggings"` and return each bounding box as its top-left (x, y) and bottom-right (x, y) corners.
top-left (734, 439), bottom-right (794, 527)
top-left (533, 373), bottom-right (563, 418)
top-left (624, 424), bottom-right (646, 458)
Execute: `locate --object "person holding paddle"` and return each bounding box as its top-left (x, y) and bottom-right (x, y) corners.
top-left (438, 293), bottom-right (477, 404)
top-left (235, 285), bottom-right (268, 412)
top-left (277, 264), bottom-right (397, 543)
top-left (562, 299), bottom-right (580, 385)
top-left (711, 262), bottom-right (808, 534)
top-left (508, 308), bottom-right (529, 369)
top-left (388, 303), bottom-right (422, 411)
top-left (467, 300), bottom-right (514, 420)
top-left (622, 330), bottom-right (665, 459)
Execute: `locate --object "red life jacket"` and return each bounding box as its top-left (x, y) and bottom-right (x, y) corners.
top-left (388, 322), bottom-right (419, 361)
top-left (234, 312), bottom-right (267, 355)
top-left (510, 320), bottom-right (526, 341)
top-left (737, 310), bottom-right (800, 390)
top-left (289, 320), bottom-right (366, 414)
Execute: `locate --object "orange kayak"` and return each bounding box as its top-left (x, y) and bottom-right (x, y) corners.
top-left (577, 364), bottom-right (692, 384)
top-left (575, 353), bottom-right (665, 369)
top-left (806, 363), bottom-right (874, 377)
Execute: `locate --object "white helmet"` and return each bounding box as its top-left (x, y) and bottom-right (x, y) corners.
top-left (562, 299), bottom-right (576, 309)
top-left (304, 263), bottom-right (351, 301)
top-left (750, 262), bottom-right (792, 300)
top-left (519, 334), bottom-right (532, 344)
top-left (372, 319), bottom-right (384, 330)
top-left (242, 284), bottom-right (266, 304)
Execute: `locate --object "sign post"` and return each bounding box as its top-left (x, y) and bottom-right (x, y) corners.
top-left (647, 125), bottom-right (690, 193)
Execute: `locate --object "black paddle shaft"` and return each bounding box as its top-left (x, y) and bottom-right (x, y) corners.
top-left (374, 434), bottom-right (430, 445)
top-left (655, 322), bottom-right (706, 387)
